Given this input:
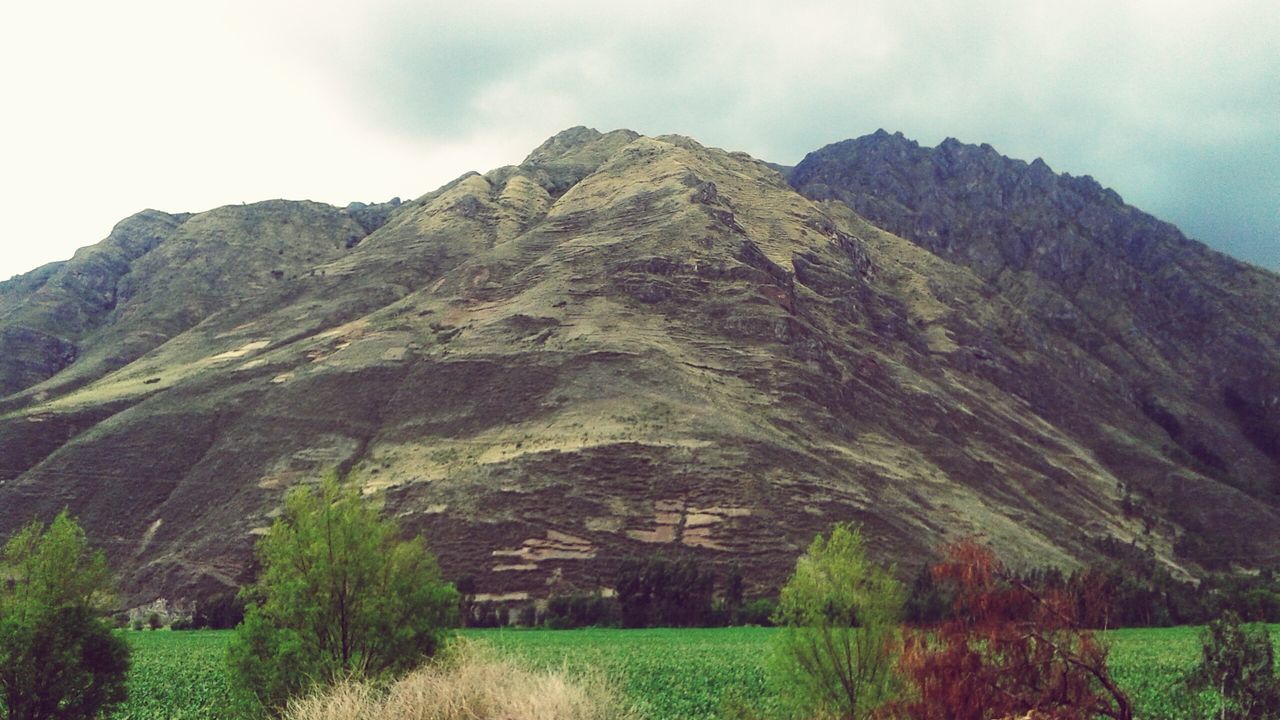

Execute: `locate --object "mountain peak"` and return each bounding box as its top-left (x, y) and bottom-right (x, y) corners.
top-left (522, 127), bottom-right (640, 166)
top-left (3, 126), bottom-right (1280, 611)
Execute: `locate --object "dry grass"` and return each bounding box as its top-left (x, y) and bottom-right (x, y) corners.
top-left (284, 640), bottom-right (637, 720)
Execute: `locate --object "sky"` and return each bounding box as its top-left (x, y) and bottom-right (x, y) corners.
top-left (1, 0), bottom-right (1276, 280)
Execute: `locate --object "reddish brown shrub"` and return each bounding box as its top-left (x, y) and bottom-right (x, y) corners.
top-left (895, 541), bottom-right (1131, 720)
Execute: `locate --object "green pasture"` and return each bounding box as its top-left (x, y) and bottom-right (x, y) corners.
top-left (111, 625), bottom-right (1280, 720)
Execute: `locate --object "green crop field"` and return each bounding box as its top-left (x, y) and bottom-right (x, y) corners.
top-left (113, 630), bottom-right (234, 720)
top-left (110, 625), bottom-right (1280, 720)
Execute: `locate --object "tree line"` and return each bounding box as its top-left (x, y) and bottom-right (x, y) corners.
top-left (456, 547), bottom-right (1280, 631)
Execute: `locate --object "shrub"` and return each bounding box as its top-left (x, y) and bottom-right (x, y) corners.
top-left (147, 612), bottom-right (163, 631)
top-left (282, 640), bottom-right (636, 720)
top-left (902, 565), bottom-right (951, 625)
top-left (0, 511), bottom-right (130, 720)
top-left (543, 592), bottom-right (620, 629)
top-left (226, 473), bottom-right (459, 715)
top-left (1186, 610), bottom-right (1280, 719)
top-left (897, 540), bottom-right (1132, 720)
top-left (516, 603), bottom-right (539, 628)
top-left (769, 523), bottom-right (903, 720)
top-left (738, 598), bottom-right (777, 627)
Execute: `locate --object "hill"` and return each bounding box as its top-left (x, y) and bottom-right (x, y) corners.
top-left (1, 127), bottom-right (1277, 607)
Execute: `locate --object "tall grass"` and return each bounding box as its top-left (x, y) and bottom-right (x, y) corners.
top-left (283, 640), bottom-right (637, 720)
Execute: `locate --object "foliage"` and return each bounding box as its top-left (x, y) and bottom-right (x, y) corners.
top-left (543, 592), bottom-right (620, 629)
top-left (738, 598), bottom-right (777, 627)
top-left (902, 566), bottom-right (951, 625)
top-left (0, 511), bottom-right (130, 720)
top-left (462, 601), bottom-right (507, 629)
top-left (908, 536), bottom-right (1280, 630)
top-left (615, 555), bottom-right (716, 628)
top-left (225, 474), bottom-right (458, 715)
top-left (724, 564), bottom-right (745, 624)
top-left (769, 523), bottom-right (903, 720)
top-left (106, 624), bottom-right (1280, 720)
top-left (1186, 611), bottom-right (1280, 719)
top-left (515, 603), bottom-right (538, 628)
top-left (191, 593), bottom-right (244, 631)
top-left (897, 540), bottom-right (1132, 720)
top-left (281, 639), bottom-right (638, 720)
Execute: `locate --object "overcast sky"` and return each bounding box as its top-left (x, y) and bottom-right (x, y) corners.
top-left (1, 0), bottom-right (1276, 280)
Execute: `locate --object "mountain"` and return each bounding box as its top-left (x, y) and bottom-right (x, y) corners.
top-left (1, 128), bottom-right (1277, 609)
top-left (790, 132), bottom-right (1280, 549)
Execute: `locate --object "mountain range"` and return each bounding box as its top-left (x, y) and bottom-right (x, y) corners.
top-left (2, 127), bottom-right (1277, 608)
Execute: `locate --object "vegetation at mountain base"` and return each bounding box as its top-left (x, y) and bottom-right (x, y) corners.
top-left (0, 512), bottom-right (130, 720)
top-left (225, 473), bottom-right (458, 715)
top-left (768, 523), bottom-right (903, 720)
top-left (458, 543), bottom-right (1280, 633)
top-left (102, 624), bottom-right (1279, 720)
top-left (896, 540), bottom-right (1131, 720)
top-left (1185, 610), bottom-right (1280, 720)
top-left (615, 555), bottom-right (719, 628)
top-left (281, 639), bottom-right (636, 720)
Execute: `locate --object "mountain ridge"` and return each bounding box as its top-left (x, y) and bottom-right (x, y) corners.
top-left (1, 127), bottom-right (1277, 609)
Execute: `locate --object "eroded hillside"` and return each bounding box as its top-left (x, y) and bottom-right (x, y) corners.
top-left (1, 128), bottom-right (1277, 607)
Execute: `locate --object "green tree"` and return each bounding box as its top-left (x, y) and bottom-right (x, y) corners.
top-left (614, 555), bottom-right (717, 628)
top-left (0, 511), bottom-right (130, 720)
top-left (1187, 610), bottom-right (1280, 720)
top-left (226, 474), bottom-right (459, 715)
top-left (770, 523), bottom-right (903, 720)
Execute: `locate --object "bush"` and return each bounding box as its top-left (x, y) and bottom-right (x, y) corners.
top-left (1186, 610), bottom-right (1280, 719)
top-left (902, 565), bottom-right (950, 625)
top-left (544, 592), bottom-right (620, 629)
top-left (770, 523), bottom-right (903, 720)
top-left (282, 640), bottom-right (636, 720)
top-left (897, 541), bottom-right (1132, 720)
top-left (0, 511), bottom-right (130, 720)
top-left (226, 473), bottom-right (459, 715)
top-left (516, 603), bottom-right (538, 628)
top-left (738, 598), bottom-right (777, 627)
top-left (147, 612), bottom-right (163, 631)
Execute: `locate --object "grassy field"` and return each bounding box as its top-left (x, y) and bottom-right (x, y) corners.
top-left (113, 630), bottom-right (234, 720)
top-left (110, 625), bottom-right (1280, 720)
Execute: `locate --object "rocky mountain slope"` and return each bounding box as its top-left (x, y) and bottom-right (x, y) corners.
top-left (1, 128), bottom-right (1277, 608)
top-left (791, 133), bottom-right (1280, 552)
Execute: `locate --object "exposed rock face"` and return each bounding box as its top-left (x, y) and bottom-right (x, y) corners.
top-left (791, 132), bottom-right (1280, 557)
top-left (0, 128), bottom-right (1277, 608)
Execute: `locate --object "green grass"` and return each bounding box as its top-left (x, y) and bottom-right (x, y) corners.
top-left (111, 625), bottom-right (1280, 720)
top-left (467, 627), bottom-right (779, 719)
top-left (113, 630), bottom-right (234, 720)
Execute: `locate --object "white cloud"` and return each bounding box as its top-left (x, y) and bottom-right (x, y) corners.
top-left (1, 0), bottom-right (1276, 279)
